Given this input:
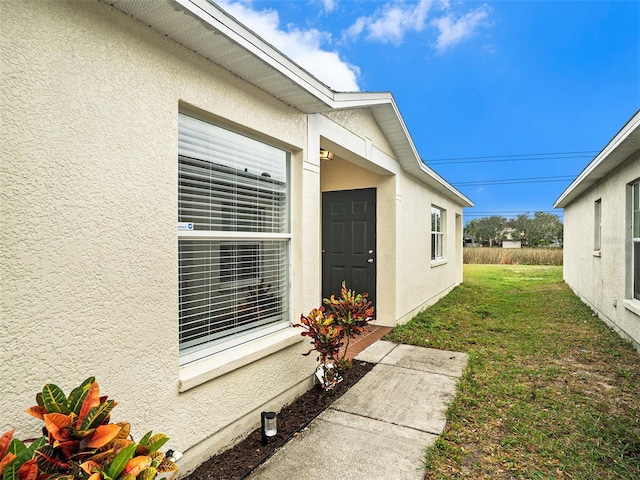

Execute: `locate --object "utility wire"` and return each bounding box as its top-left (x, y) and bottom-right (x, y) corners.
top-left (464, 211), bottom-right (562, 217)
top-left (466, 210), bottom-right (562, 214)
top-left (427, 155), bottom-right (594, 165)
top-left (452, 175), bottom-right (574, 186)
top-left (426, 150), bottom-right (598, 164)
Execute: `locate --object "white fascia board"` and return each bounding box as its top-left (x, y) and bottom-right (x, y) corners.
top-left (329, 93), bottom-right (473, 207)
top-left (181, 0), bottom-right (337, 104)
top-left (554, 109), bottom-right (640, 208)
top-left (366, 97), bottom-right (474, 207)
top-left (168, 1), bottom-right (471, 207)
top-left (332, 91), bottom-right (395, 107)
top-left (418, 162), bottom-right (474, 207)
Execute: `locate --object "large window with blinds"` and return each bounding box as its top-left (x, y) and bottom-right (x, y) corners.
top-left (178, 113), bottom-right (290, 364)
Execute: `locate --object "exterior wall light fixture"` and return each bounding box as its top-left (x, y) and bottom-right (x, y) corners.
top-left (319, 149), bottom-right (334, 160)
top-left (261, 411), bottom-right (277, 446)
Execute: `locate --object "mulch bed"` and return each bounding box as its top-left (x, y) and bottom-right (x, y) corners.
top-left (184, 361), bottom-right (374, 480)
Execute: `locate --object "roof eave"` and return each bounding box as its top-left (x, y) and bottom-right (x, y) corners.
top-left (554, 109), bottom-right (640, 208)
top-left (107, 0), bottom-right (472, 207)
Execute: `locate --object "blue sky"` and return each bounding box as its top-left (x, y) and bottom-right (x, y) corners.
top-left (217, 0), bottom-right (640, 223)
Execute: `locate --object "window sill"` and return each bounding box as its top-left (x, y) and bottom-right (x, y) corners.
top-left (431, 259), bottom-right (448, 268)
top-left (178, 327), bottom-right (303, 392)
top-left (623, 299), bottom-right (640, 317)
top-left (593, 250), bottom-right (601, 257)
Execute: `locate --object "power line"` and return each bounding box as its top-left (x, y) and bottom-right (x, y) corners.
top-left (427, 154), bottom-right (594, 165)
top-left (466, 210), bottom-right (562, 214)
top-left (426, 150), bottom-right (598, 164)
top-left (464, 211), bottom-right (562, 217)
top-left (452, 175), bottom-right (574, 186)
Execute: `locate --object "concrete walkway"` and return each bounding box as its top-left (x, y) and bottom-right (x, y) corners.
top-left (248, 340), bottom-right (468, 480)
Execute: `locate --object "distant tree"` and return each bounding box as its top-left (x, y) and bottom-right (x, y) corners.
top-left (465, 216), bottom-right (507, 246)
top-left (506, 212), bottom-right (563, 247)
top-left (508, 214), bottom-right (530, 243)
top-left (465, 219), bottom-right (480, 239)
top-left (530, 212), bottom-right (563, 247)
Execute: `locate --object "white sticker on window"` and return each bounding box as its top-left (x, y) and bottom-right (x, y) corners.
top-left (178, 222), bottom-right (194, 231)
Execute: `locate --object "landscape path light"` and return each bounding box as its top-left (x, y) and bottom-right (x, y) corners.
top-left (261, 411), bottom-right (277, 446)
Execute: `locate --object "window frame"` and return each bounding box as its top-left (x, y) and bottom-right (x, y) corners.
top-left (177, 112), bottom-right (292, 366)
top-left (632, 181), bottom-right (640, 301)
top-left (594, 198), bottom-right (602, 254)
top-left (431, 206), bottom-right (445, 262)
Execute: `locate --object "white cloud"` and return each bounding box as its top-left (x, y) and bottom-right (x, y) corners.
top-left (217, 0), bottom-right (360, 91)
top-left (344, 0), bottom-right (491, 52)
top-left (346, 0), bottom-right (434, 45)
top-left (432, 5), bottom-right (491, 53)
top-left (322, 0), bottom-right (338, 14)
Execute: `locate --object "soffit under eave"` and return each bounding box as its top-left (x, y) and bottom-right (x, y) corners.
top-left (106, 0), bottom-right (335, 114)
top-left (554, 116), bottom-right (640, 208)
top-left (554, 147), bottom-right (640, 208)
top-left (107, 0), bottom-right (472, 206)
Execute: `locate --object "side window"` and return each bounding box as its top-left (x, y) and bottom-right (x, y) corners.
top-left (178, 113), bottom-right (290, 364)
top-left (632, 182), bottom-right (640, 300)
top-left (594, 199), bottom-right (602, 252)
top-left (431, 206), bottom-right (445, 261)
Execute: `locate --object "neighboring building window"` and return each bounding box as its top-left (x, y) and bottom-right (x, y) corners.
top-left (431, 206), bottom-right (444, 260)
top-left (594, 199), bottom-right (602, 251)
top-left (178, 113), bottom-right (290, 364)
top-left (633, 182), bottom-right (640, 300)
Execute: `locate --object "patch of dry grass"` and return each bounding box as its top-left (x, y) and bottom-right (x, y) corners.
top-left (463, 247), bottom-right (563, 265)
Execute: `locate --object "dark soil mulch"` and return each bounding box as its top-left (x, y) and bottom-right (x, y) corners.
top-left (184, 361), bottom-right (374, 480)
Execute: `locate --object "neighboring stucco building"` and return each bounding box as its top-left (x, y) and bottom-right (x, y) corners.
top-left (1, 0), bottom-right (472, 475)
top-left (555, 110), bottom-right (640, 352)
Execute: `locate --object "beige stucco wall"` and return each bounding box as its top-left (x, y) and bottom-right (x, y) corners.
top-left (563, 153), bottom-right (640, 350)
top-left (323, 109), bottom-right (396, 159)
top-left (1, 1), bottom-right (468, 474)
top-left (318, 109), bottom-right (464, 327)
top-left (395, 174), bottom-right (464, 324)
top-left (1, 1), bottom-right (317, 474)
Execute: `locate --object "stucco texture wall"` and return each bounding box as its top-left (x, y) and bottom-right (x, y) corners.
top-left (323, 108), bottom-right (396, 160)
top-left (1, 0), bottom-right (315, 471)
top-left (396, 174), bottom-right (463, 324)
top-left (563, 153), bottom-right (640, 349)
top-left (319, 106), bottom-right (464, 327)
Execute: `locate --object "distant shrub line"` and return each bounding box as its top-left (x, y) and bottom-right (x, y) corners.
top-left (463, 247), bottom-right (563, 265)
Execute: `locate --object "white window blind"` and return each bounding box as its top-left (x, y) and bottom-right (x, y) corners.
top-left (178, 113), bottom-right (290, 364)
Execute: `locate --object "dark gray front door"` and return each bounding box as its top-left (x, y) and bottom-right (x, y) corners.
top-left (322, 188), bottom-right (376, 307)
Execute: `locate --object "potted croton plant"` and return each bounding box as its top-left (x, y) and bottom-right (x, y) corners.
top-left (0, 377), bottom-right (177, 480)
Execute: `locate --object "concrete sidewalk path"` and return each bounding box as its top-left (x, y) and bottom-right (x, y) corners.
top-left (248, 341), bottom-right (468, 480)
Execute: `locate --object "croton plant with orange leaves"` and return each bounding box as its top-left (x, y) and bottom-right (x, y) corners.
top-left (0, 378), bottom-right (177, 480)
top-left (296, 283), bottom-right (375, 390)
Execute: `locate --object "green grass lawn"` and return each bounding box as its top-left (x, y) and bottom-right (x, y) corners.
top-left (386, 265), bottom-right (640, 479)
